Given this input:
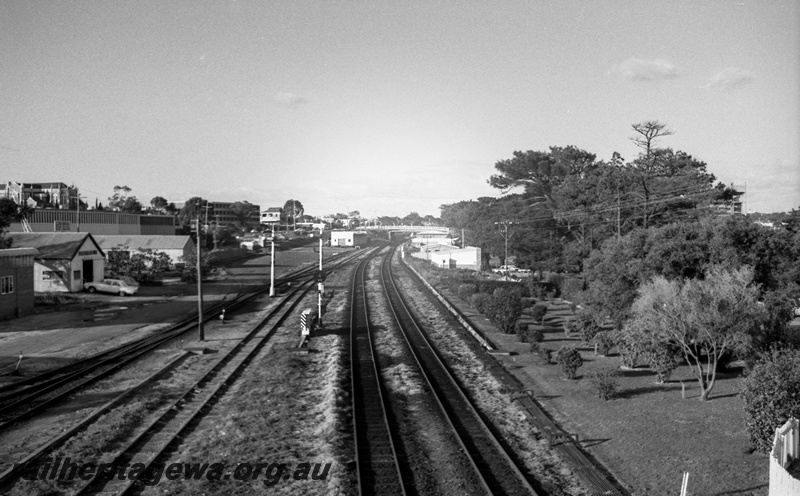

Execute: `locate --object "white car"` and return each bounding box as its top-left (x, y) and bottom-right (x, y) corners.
top-left (493, 265), bottom-right (519, 273)
top-left (84, 278), bottom-right (140, 296)
top-left (493, 265), bottom-right (531, 275)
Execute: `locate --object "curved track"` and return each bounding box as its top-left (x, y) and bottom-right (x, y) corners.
top-left (349, 250), bottom-right (407, 496)
top-left (380, 246), bottom-right (538, 495)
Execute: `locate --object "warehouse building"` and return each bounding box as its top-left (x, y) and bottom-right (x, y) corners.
top-left (10, 233), bottom-right (105, 292)
top-left (0, 248), bottom-right (38, 319)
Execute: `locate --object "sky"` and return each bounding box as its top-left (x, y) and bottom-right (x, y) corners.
top-left (1, 1), bottom-right (798, 218)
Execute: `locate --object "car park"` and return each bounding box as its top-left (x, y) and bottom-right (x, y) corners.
top-left (84, 277), bottom-right (140, 296)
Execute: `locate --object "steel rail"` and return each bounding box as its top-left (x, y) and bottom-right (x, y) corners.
top-left (381, 246), bottom-right (538, 495)
top-left (349, 249), bottom-right (407, 496)
top-left (72, 278), bottom-right (319, 495)
top-left (0, 248), bottom-right (365, 420)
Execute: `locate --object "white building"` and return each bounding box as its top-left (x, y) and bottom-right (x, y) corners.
top-left (260, 207), bottom-right (282, 225)
top-left (330, 230), bottom-right (368, 247)
top-left (412, 243), bottom-right (482, 271)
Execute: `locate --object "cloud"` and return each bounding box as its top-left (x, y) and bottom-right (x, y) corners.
top-left (609, 57), bottom-right (681, 82)
top-left (274, 92), bottom-right (308, 108)
top-left (701, 67), bottom-right (755, 90)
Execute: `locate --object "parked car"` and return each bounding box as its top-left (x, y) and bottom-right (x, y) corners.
top-left (84, 277), bottom-right (140, 296)
top-left (493, 265), bottom-right (520, 273)
top-left (493, 265), bottom-right (531, 275)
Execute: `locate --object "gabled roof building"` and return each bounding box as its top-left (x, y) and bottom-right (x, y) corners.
top-left (9, 233), bottom-right (105, 292)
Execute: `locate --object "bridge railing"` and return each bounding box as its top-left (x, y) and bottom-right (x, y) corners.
top-left (370, 225), bottom-right (449, 233)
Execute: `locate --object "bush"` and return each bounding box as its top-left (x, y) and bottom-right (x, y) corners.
top-left (517, 326), bottom-right (544, 344)
top-left (560, 277), bottom-right (585, 304)
top-left (457, 283), bottom-right (477, 303)
top-left (528, 329), bottom-right (544, 343)
top-left (538, 347), bottom-right (553, 364)
top-left (739, 349), bottom-right (800, 453)
top-left (556, 346), bottom-right (583, 379)
top-left (642, 343), bottom-right (682, 383)
top-left (485, 287), bottom-right (524, 334)
top-left (614, 325), bottom-right (643, 369)
top-left (515, 321), bottom-right (529, 340)
top-left (594, 331), bottom-right (615, 356)
top-left (573, 310), bottom-right (602, 344)
top-left (588, 368), bottom-right (620, 400)
top-left (547, 273), bottom-right (564, 297)
top-left (529, 341), bottom-right (541, 353)
top-left (470, 293), bottom-right (490, 313)
top-left (530, 304), bottom-right (547, 323)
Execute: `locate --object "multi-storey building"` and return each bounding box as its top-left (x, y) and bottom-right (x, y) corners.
top-left (174, 200), bottom-right (262, 230)
top-left (0, 181), bottom-right (78, 209)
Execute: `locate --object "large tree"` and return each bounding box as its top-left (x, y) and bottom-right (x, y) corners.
top-left (108, 185), bottom-right (142, 213)
top-left (178, 197), bottom-right (207, 229)
top-left (0, 197), bottom-right (30, 248)
top-left (627, 266), bottom-right (766, 401)
top-left (229, 201), bottom-right (255, 230)
top-left (283, 200), bottom-right (304, 224)
top-left (149, 196), bottom-right (169, 213)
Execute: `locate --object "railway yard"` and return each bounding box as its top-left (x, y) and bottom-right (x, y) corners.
top-left (0, 239), bottom-right (766, 495)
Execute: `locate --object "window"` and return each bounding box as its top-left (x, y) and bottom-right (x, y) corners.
top-left (1, 275), bottom-right (13, 294)
top-left (73, 270), bottom-right (81, 281)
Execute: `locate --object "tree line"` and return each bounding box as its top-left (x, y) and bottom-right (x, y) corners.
top-left (438, 121), bottom-right (800, 451)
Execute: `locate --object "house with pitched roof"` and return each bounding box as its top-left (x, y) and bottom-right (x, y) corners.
top-left (9, 233), bottom-right (105, 292)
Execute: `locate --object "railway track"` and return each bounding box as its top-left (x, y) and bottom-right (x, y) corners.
top-left (0, 248), bottom-right (365, 432)
top-left (0, 247), bottom-right (369, 492)
top-left (379, 245), bottom-right (538, 495)
top-left (67, 278), bottom-right (317, 495)
top-left (349, 250), bottom-right (407, 496)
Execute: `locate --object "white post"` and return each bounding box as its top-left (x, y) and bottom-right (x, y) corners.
top-left (196, 218), bottom-right (204, 341)
top-left (270, 224), bottom-right (275, 297)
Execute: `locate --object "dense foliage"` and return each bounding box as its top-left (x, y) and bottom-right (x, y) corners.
top-left (556, 346), bottom-right (583, 379)
top-left (740, 349), bottom-right (800, 453)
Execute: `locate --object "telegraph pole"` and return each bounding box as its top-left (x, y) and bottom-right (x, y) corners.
top-left (495, 221), bottom-right (515, 266)
top-left (196, 217), bottom-right (204, 341)
top-left (317, 230), bottom-right (324, 327)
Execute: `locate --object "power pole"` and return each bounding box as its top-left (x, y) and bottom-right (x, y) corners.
top-left (494, 221), bottom-right (515, 266)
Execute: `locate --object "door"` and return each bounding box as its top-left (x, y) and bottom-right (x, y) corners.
top-left (83, 259), bottom-right (94, 283)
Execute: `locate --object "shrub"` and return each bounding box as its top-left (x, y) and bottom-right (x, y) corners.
top-left (517, 326), bottom-right (544, 344)
top-left (739, 349), bottom-right (800, 453)
top-left (538, 347), bottom-right (553, 364)
top-left (642, 343), bottom-right (682, 383)
top-left (588, 368), bottom-right (620, 400)
top-left (614, 326), bottom-right (644, 369)
top-left (573, 311), bottom-right (602, 344)
top-left (470, 293), bottom-right (490, 313)
top-left (529, 341), bottom-right (541, 353)
top-left (556, 346), bottom-right (583, 379)
top-left (594, 331), bottom-right (615, 356)
top-left (486, 287), bottom-right (524, 334)
top-left (547, 273), bottom-right (564, 296)
top-left (560, 277), bottom-right (585, 304)
top-left (530, 304), bottom-right (547, 323)
top-left (457, 283), bottom-right (477, 303)
top-left (515, 321), bottom-right (529, 341)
